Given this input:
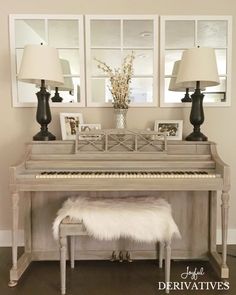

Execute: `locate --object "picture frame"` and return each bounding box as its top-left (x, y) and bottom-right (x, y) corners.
top-left (60, 113), bottom-right (83, 140)
top-left (78, 123), bottom-right (102, 140)
top-left (154, 120), bottom-right (183, 140)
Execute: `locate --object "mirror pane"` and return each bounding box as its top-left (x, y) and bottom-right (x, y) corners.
top-left (123, 20), bottom-right (153, 47)
top-left (51, 77), bottom-right (81, 103)
top-left (204, 76), bottom-right (226, 92)
top-left (18, 49), bottom-right (75, 79)
top-left (204, 92), bottom-right (226, 103)
top-left (16, 49), bottom-right (24, 74)
top-left (91, 78), bottom-right (112, 103)
top-left (215, 49), bottom-right (226, 75)
top-left (165, 50), bottom-right (184, 75)
top-left (204, 76), bottom-right (226, 103)
top-left (130, 78), bottom-right (153, 103)
top-left (17, 81), bottom-right (38, 103)
top-left (91, 50), bottom-right (122, 76)
top-left (91, 20), bottom-right (121, 47)
top-left (17, 79), bottom-right (81, 104)
top-left (165, 77), bottom-right (226, 103)
top-left (91, 78), bottom-right (153, 104)
top-left (15, 20), bottom-right (45, 48)
top-left (48, 20), bottom-right (79, 48)
top-left (164, 78), bottom-right (185, 103)
top-left (197, 21), bottom-right (227, 48)
top-left (58, 49), bottom-right (80, 75)
top-left (124, 50), bottom-right (153, 76)
top-left (165, 20), bottom-right (195, 48)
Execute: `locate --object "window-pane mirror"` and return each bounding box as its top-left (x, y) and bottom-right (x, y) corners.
top-left (86, 15), bottom-right (158, 107)
top-left (160, 16), bottom-right (232, 107)
top-left (9, 15), bottom-right (85, 107)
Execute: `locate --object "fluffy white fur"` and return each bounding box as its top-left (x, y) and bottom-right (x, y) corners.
top-left (53, 196), bottom-right (180, 243)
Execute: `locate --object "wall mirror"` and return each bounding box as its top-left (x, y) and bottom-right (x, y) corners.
top-left (9, 15), bottom-right (85, 107)
top-left (9, 14), bottom-right (232, 108)
top-left (85, 15), bottom-right (158, 107)
top-left (10, 14), bottom-right (158, 108)
top-left (160, 16), bottom-right (232, 107)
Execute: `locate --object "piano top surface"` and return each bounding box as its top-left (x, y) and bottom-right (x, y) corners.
top-left (19, 140), bottom-right (216, 167)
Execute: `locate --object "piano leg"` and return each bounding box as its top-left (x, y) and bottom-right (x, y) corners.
top-left (209, 191), bottom-right (217, 253)
top-left (221, 191), bottom-right (229, 268)
top-left (24, 193), bottom-right (32, 253)
top-left (9, 192), bottom-right (19, 287)
top-left (208, 190), bottom-right (229, 279)
top-left (9, 191), bottom-right (32, 287)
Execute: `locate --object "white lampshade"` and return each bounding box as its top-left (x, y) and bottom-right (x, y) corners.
top-left (176, 47), bottom-right (220, 88)
top-left (169, 60), bottom-right (196, 92)
top-left (56, 59), bottom-right (73, 91)
top-left (18, 44), bottom-right (64, 86)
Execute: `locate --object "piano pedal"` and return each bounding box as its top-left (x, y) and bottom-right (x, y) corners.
top-left (118, 251), bottom-right (124, 262)
top-left (126, 251), bottom-right (133, 262)
top-left (110, 251), bottom-right (117, 262)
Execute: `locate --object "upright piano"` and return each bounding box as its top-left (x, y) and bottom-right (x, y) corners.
top-left (9, 130), bottom-right (230, 286)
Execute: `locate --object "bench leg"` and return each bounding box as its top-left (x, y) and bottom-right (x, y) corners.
top-left (165, 241), bottom-right (171, 294)
top-left (60, 236), bottom-right (67, 295)
top-left (159, 242), bottom-right (164, 268)
top-left (70, 236), bottom-right (75, 269)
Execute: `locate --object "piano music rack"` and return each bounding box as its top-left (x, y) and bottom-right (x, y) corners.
top-left (75, 129), bottom-right (167, 153)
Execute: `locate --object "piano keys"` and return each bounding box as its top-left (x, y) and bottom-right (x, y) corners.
top-left (36, 171), bottom-right (220, 179)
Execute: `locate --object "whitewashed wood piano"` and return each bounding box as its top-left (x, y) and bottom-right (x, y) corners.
top-left (9, 129), bottom-right (230, 286)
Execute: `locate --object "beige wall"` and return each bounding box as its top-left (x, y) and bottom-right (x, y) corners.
top-left (0, 0), bottom-right (236, 235)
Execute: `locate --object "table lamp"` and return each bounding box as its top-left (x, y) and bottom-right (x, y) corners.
top-left (176, 47), bottom-right (219, 141)
top-left (169, 60), bottom-right (195, 102)
top-left (18, 44), bottom-right (64, 141)
top-left (51, 59), bottom-right (73, 102)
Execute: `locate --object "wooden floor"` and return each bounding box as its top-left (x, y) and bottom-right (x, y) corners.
top-left (0, 247), bottom-right (236, 295)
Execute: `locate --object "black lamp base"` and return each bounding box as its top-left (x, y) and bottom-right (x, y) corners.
top-left (33, 130), bottom-right (56, 141)
top-left (186, 82), bottom-right (208, 142)
top-left (51, 87), bottom-right (63, 102)
top-left (34, 80), bottom-right (56, 141)
top-left (181, 88), bottom-right (192, 103)
top-left (181, 94), bottom-right (192, 103)
top-left (186, 131), bottom-right (207, 141)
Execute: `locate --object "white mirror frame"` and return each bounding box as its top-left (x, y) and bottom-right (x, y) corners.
top-left (85, 14), bottom-right (158, 107)
top-left (9, 14), bottom-right (86, 108)
top-left (160, 15), bottom-right (232, 107)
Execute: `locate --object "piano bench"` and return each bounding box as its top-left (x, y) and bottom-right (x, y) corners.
top-left (58, 220), bottom-right (172, 295)
top-left (54, 196), bottom-right (180, 294)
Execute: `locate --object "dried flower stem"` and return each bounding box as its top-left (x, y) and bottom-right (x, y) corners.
top-left (95, 52), bottom-right (135, 109)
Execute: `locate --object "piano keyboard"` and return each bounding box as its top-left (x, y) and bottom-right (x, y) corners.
top-left (36, 171), bottom-right (219, 179)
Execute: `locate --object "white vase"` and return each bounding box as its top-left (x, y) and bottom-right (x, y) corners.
top-left (114, 108), bottom-right (128, 129)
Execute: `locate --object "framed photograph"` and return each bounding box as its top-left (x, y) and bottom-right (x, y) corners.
top-left (60, 113), bottom-right (83, 140)
top-left (154, 120), bottom-right (183, 140)
top-left (78, 124), bottom-right (101, 140)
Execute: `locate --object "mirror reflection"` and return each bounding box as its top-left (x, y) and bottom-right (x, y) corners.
top-left (91, 77), bottom-right (153, 105)
top-left (15, 19), bottom-right (46, 47)
top-left (91, 20), bottom-right (121, 47)
top-left (162, 17), bottom-right (230, 105)
top-left (12, 15), bottom-right (230, 107)
top-left (13, 17), bottom-right (82, 105)
top-left (89, 18), bottom-right (156, 106)
top-left (165, 20), bottom-right (195, 48)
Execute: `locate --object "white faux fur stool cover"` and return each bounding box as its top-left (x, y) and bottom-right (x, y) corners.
top-left (53, 196), bottom-right (180, 243)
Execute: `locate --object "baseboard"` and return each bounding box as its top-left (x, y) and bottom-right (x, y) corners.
top-left (0, 230), bottom-right (24, 247)
top-left (0, 229), bottom-right (235, 247)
